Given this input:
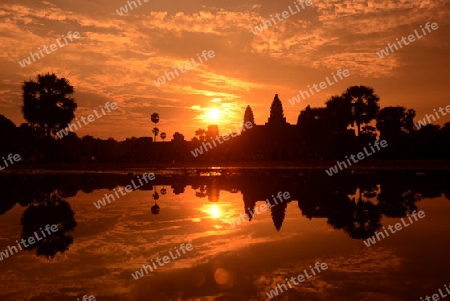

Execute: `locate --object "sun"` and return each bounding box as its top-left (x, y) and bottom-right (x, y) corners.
top-left (210, 205), bottom-right (221, 219)
top-left (205, 108), bottom-right (222, 122)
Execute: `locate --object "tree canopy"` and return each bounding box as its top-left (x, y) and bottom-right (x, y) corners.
top-left (22, 73), bottom-right (77, 137)
top-left (342, 86), bottom-right (380, 136)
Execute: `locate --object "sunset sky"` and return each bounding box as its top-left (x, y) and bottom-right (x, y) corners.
top-left (0, 0), bottom-right (449, 140)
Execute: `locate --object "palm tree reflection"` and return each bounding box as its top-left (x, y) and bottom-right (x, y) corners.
top-left (0, 171), bottom-right (441, 241)
top-left (160, 186), bottom-right (167, 195)
top-left (151, 186), bottom-right (161, 215)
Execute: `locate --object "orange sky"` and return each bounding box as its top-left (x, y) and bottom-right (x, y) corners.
top-left (0, 0), bottom-right (449, 140)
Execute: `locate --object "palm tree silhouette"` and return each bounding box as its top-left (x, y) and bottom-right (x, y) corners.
top-left (152, 127), bottom-right (159, 142)
top-left (151, 187), bottom-right (160, 215)
top-left (151, 112), bottom-right (159, 125)
top-left (151, 112), bottom-right (159, 141)
top-left (151, 201), bottom-right (160, 215)
top-left (160, 132), bottom-right (167, 141)
top-left (342, 86), bottom-right (380, 136)
top-left (160, 186), bottom-right (167, 194)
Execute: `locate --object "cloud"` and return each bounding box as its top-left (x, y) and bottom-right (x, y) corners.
top-left (0, 0), bottom-right (448, 139)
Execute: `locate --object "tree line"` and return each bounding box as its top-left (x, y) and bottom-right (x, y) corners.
top-left (0, 73), bottom-right (449, 164)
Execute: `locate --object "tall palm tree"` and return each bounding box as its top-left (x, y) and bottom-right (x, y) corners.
top-left (151, 201), bottom-right (160, 215)
top-left (151, 113), bottom-right (159, 125)
top-left (151, 113), bottom-right (159, 141)
top-left (151, 187), bottom-right (160, 215)
top-left (160, 132), bottom-right (166, 141)
top-left (342, 86), bottom-right (380, 137)
top-left (152, 127), bottom-right (159, 141)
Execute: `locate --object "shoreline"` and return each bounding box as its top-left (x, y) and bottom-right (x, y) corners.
top-left (2, 159), bottom-right (450, 174)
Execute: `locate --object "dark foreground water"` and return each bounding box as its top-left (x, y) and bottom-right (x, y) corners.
top-left (0, 169), bottom-right (449, 301)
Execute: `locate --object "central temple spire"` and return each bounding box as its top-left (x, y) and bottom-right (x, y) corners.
top-left (266, 94), bottom-right (287, 127)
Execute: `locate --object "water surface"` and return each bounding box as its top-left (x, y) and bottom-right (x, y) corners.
top-left (0, 170), bottom-right (449, 300)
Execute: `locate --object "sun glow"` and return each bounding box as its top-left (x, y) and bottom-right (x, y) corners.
top-left (205, 108), bottom-right (221, 122)
top-left (210, 205), bottom-right (221, 219)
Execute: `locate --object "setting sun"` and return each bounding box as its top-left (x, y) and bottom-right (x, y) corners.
top-left (205, 108), bottom-right (222, 123)
top-left (210, 204), bottom-right (221, 219)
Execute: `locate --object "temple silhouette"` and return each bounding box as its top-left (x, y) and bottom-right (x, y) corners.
top-left (2, 170), bottom-right (448, 241)
top-left (1, 85), bottom-right (450, 164)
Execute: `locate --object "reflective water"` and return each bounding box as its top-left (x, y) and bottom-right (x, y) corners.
top-left (0, 170), bottom-right (449, 300)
